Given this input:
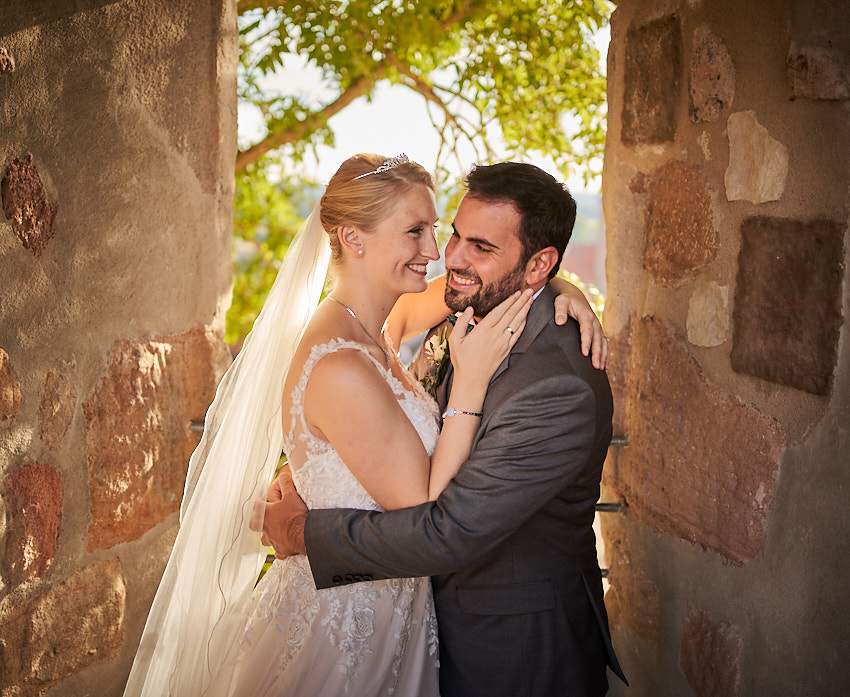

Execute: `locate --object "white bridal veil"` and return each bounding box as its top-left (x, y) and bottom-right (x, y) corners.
top-left (124, 204), bottom-right (331, 696)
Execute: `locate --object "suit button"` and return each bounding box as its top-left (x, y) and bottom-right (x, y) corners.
top-left (332, 575), bottom-right (343, 585)
top-left (362, 574), bottom-right (373, 582)
top-left (344, 573), bottom-right (355, 583)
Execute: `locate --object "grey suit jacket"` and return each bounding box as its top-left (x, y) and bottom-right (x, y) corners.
top-left (305, 284), bottom-right (626, 697)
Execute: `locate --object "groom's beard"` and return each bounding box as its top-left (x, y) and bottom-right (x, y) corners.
top-left (445, 261), bottom-right (526, 317)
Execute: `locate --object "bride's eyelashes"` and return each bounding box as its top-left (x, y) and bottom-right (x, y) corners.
top-left (406, 224), bottom-right (438, 236)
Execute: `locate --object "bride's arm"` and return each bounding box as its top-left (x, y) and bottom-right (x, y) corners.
top-left (385, 275), bottom-right (449, 348)
top-left (549, 275), bottom-right (608, 369)
top-left (304, 351), bottom-right (433, 510)
top-left (424, 291), bottom-right (532, 499)
top-left (386, 274), bottom-right (608, 369)
top-left (303, 292), bottom-right (532, 510)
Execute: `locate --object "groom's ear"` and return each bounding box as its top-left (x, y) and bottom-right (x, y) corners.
top-left (523, 246), bottom-right (559, 286)
top-left (337, 224), bottom-right (364, 257)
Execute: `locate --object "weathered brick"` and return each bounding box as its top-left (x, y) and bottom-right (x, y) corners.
top-left (622, 14), bottom-right (681, 146)
top-left (689, 28), bottom-right (735, 122)
top-left (0, 559), bottom-right (125, 696)
top-left (0, 347), bottom-right (22, 421)
top-left (732, 217), bottom-right (845, 395)
top-left (1, 154), bottom-right (57, 257)
top-left (681, 604), bottom-right (742, 697)
top-left (37, 361), bottom-right (76, 448)
top-left (2, 463), bottom-right (63, 585)
top-left (643, 161), bottom-right (717, 287)
top-left (614, 317), bottom-right (785, 565)
top-left (83, 329), bottom-right (228, 550)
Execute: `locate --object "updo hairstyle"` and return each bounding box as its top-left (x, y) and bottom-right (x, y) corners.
top-left (320, 154), bottom-right (434, 263)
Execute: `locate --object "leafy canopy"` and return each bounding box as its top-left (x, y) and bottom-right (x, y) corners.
top-left (229, 0), bottom-right (611, 345)
top-left (236, 0), bottom-right (609, 183)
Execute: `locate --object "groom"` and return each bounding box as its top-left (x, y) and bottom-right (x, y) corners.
top-left (264, 162), bottom-right (626, 696)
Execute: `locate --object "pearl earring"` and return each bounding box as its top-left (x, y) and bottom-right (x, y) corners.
top-left (357, 249), bottom-right (364, 256)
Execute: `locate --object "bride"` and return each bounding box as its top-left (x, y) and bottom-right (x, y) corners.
top-left (123, 154), bottom-right (605, 696)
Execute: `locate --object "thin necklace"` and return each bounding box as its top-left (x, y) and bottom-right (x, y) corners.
top-left (327, 296), bottom-right (390, 365)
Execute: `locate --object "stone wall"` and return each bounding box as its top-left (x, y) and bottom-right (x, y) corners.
top-left (602, 1), bottom-right (849, 695)
top-left (0, 2), bottom-right (236, 695)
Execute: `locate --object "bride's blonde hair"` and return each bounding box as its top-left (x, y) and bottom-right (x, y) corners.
top-left (320, 153), bottom-right (434, 263)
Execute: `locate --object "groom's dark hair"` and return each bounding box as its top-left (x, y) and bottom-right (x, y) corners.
top-left (464, 162), bottom-right (577, 280)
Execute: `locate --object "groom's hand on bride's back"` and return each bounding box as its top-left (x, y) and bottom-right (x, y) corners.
top-left (260, 465), bottom-right (308, 558)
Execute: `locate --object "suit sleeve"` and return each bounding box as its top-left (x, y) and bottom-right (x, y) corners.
top-left (305, 368), bottom-right (600, 588)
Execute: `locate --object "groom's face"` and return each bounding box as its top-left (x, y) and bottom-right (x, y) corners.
top-left (444, 195), bottom-right (527, 319)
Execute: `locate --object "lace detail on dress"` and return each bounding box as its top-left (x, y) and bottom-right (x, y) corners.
top-left (228, 339), bottom-right (441, 696)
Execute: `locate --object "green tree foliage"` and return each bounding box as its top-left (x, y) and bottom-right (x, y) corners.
top-left (227, 162), bottom-right (320, 346)
top-left (229, 0), bottom-right (611, 344)
top-left (236, 0), bottom-right (609, 183)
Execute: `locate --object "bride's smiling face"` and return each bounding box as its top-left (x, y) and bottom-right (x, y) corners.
top-left (365, 184), bottom-right (440, 295)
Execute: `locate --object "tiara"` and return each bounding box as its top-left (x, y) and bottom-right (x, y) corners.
top-left (353, 154), bottom-right (410, 180)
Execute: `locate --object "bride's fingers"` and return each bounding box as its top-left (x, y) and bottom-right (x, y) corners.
top-left (478, 289), bottom-right (533, 331)
top-left (475, 290), bottom-right (521, 327)
top-left (494, 289), bottom-right (533, 335)
top-left (455, 306), bottom-right (474, 334)
top-left (504, 315), bottom-right (528, 347)
top-left (448, 306), bottom-right (474, 348)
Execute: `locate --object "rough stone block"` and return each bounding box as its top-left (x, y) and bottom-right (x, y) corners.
top-left (607, 564), bottom-right (660, 644)
top-left (680, 605), bottom-right (742, 697)
top-left (0, 347), bottom-right (22, 421)
top-left (732, 217), bottom-right (844, 395)
top-left (622, 14), bottom-right (681, 146)
top-left (643, 161), bottom-right (717, 287)
top-left (724, 111), bottom-right (788, 204)
top-left (0, 559), bottom-right (125, 696)
top-left (604, 320), bottom-right (633, 489)
top-left (787, 44), bottom-right (850, 100)
top-left (1, 154), bottom-right (57, 257)
top-left (38, 361), bottom-right (76, 448)
top-left (83, 329), bottom-right (228, 551)
top-left (687, 282), bottom-right (730, 347)
top-left (689, 28), bottom-right (735, 122)
top-left (614, 317), bottom-right (786, 565)
top-left (0, 48), bottom-right (14, 74)
top-left (603, 514), bottom-right (660, 643)
top-left (2, 462), bottom-right (63, 585)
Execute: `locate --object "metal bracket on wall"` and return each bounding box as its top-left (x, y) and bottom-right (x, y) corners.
top-left (597, 435), bottom-right (628, 578)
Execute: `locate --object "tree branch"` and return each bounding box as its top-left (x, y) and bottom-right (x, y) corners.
top-left (235, 70), bottom-right (383, 172)
top-left (389, 56), bottom-right (466, 136)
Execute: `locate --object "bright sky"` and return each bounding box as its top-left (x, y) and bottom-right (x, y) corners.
top-left (237, 25), bottom-right (609, 196)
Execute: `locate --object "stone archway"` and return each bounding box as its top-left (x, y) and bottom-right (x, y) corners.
top-left (1, 1), bottom-right (848, 695)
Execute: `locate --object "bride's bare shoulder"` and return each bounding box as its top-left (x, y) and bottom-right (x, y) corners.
top-left (284, 310), bottom-right (375, 388)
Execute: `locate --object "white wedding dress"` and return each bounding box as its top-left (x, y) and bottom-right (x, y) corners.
top-left (221, 339), bottom-right (441, 697)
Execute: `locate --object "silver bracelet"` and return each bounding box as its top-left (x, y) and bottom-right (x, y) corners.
top-left (442, 406), bottom-right (483, 420)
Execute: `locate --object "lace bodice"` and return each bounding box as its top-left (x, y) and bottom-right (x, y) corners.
top-left (283, 339), bottom-right (441, 511)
